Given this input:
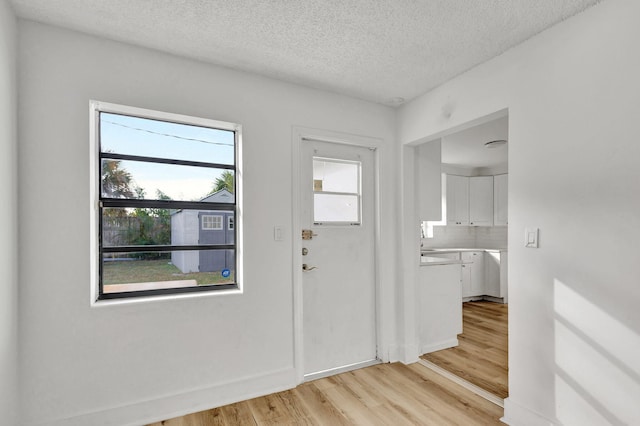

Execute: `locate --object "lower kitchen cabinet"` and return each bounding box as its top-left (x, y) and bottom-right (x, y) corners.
top-left (419, 263), bottom-right (463, 354)
top-left (500, 251), bottom-right (508, 302)
top-left (461, 251), bottom-right (484, 298)
top-left (484, 251), bottom-right (501, 298)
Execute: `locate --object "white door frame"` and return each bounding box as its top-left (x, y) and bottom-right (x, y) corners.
top-left (292, 126), bottom-right (383, 384)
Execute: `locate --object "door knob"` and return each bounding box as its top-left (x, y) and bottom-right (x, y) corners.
top-left (302, 264), bottom-right (318, 272)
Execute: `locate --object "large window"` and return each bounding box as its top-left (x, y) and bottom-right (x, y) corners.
top-left (91, 101), bottom-right (241, 300)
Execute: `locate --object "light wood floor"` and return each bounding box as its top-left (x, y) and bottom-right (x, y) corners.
top-left (148, 362), bottom-right (503, 425)
top-left (421, 301), bottom-right (508, 399)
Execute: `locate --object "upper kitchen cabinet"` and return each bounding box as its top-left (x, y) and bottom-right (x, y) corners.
top-left (446, 174), bottom-right (494, 226)
top-left (494, 174), bottom-right (508, 226)
top-left (469, 176), bottom-right (493, 226)
top-left (416, 140), bottom-right (442, 221)
top-left (446, 174), bottom-right (469, 225)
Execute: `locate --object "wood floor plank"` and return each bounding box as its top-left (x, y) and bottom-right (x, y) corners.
top-left (149, 362), bottom-right (503, 425)
top-left (218, 402), bottom-right (257, 425)
top-left (421, 301), bottom-right (509, 399)
top-left (293, 382), bottom-right (353, 425)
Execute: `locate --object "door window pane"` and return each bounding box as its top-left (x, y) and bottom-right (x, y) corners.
top-left (314, 193), bottom-right (359, 223)
top-left (312, 157), bottom-right (361, 224)
top-left (313, 159), bottom-right (359, 193)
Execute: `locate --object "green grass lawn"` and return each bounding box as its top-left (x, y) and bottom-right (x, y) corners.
top-left (103, 259), bottom-right (234, 286)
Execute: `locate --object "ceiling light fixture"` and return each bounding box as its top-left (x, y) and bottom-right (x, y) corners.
top-left (484, 139), bottom-right (508, 149)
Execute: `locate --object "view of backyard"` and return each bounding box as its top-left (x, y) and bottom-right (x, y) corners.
top-left (103, 259), bottom-right (235, 286)
top-left (99, 111), bottom-right (237, 294)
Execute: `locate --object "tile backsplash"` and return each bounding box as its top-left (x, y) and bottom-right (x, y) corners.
top-left (422, 226), bottom-right (507, 249)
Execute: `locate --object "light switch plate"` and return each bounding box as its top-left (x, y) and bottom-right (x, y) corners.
top-left (274, 226), bottom-right (284, 241)
top-left (525, 228), bottom-right (539, 248)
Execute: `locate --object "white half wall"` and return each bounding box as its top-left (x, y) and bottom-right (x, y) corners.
top-left (17, 21), bottom-right (397, 426)
top-left (399, 1), bottom-right (640, 424)
top-left (0, 1), bottom-right (18, 425)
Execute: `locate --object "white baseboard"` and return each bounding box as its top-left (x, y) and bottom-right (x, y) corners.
top-left (420, 338), bottom-right (459, 355)
top-left (397, 343), bottom-right (420, 364)
top-left (387, 344), bottom-right (400, 362)
top-left (462, 295), bottom-right (505, 303)
top-left (35, 368), bottom-right (297, 426)
top-left (502, 398), bottom-right (557, 426)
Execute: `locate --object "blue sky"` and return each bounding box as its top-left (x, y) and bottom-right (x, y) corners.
top-left (101, 113), bottom-right (234, 201)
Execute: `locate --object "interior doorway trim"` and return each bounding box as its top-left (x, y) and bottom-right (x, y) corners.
top-left (304, 359), bottom-right (381, 382)
top-left (418, 359), bottom-right (504, 407)
top-left (401, 106), bottom-right (510, 400)
top-left (292, 126), bottom-right (383, 384)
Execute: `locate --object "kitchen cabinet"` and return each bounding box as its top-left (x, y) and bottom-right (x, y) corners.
top-left (494, 174), bottom-right (508, 226)
top-left (419, 263), bottom-right (463, 354)
top-left (469, 176), bottom-right (493, 226)
top-left (484, 251), bottom-right (501, 297)
top-left (416, 141), bottom-right (442, 221)
top-left (446, 175), bottom-right (494, 226)
top-left (446, 174), bottom-right (469, 225)
top-left (500, 251), bottom-right (508, 302)
top-left (461, 251), bottom-right (484, 298)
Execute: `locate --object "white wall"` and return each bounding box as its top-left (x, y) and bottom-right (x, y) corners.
top-left (17, 21), bottom-right (397, 426)
top-left (399, 0), bottom-right (640, 424)
top-left (0, 1), bottom-right (18, 425)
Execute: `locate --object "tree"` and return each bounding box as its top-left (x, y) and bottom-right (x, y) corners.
top-left (210, 170), bottom-right (234, 194)
top-left (102, 159), bottom-right (136, 218)
top-left (127, 189), bottom-right (172, 259)
top-left (102, 159), bottom-right (135, 198)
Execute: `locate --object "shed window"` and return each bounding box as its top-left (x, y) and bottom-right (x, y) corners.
top-left (92, 101), bottom-right (241, 301)
top-left (202, 215), bottom-right (223, 230)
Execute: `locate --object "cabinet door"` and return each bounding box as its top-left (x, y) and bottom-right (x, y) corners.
top-left (446, 175), bottom-right (469, 226)
top-left (469, 251), bottom-right (485, 295)
top-left (494, 174), bottom-right (508, 226)
top-left (484, 251), bottom-right (501, 297)
top-left (416, 141), bottom-right (442, 221)
top-left (461, 263), bottom-right (472, 297)
top-left (469, 176), bottom-right (493, 226)
top-left (461, 251), bottom-right (484, 297)
top-left (500, 251), bottom-right (508, 302)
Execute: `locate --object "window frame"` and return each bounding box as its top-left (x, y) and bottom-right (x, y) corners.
top-left (311, 157), bottom-right (362, 226)
top-left (202, 214), bottom-right (223, 230)
top-left (90, 101), bottom-right (242, 303)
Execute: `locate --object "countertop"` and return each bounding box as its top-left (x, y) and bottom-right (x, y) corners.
top-left (420, 247), bottom-right (507, 266)
top-left (421, 247), bottom-right (507, 253)
top-left (419, 256), bottom-right (463, 266)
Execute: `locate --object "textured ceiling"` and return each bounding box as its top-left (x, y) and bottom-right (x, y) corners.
top-left (10, 0), bottom-right (601, 105)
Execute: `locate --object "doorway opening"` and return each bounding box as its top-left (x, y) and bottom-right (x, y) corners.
top-left (413, 111), bottom-right (509, 404)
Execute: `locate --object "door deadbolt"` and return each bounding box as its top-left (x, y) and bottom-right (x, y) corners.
top-left (302, 229), bottom-right (317, 240)
top-left (302, 247), bottom-right (309, 256)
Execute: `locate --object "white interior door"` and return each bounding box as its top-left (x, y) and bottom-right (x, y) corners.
top-left (301, 139), bottom-right (377, 378)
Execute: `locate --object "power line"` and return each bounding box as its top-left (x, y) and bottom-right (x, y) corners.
top-left (102, 119), bottom-right (234, 147)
